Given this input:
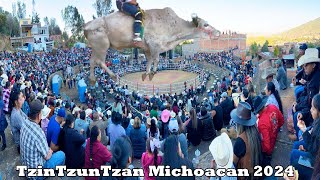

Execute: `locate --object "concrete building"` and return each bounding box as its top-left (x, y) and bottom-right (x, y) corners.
top-left (10, 19), bottom-right (54, 52)
top-left (182, 33), bottom-right (247, 57)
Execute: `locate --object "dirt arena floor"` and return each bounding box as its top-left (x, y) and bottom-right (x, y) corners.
top-left (122, 70), bottom-right (198, 85)
top-left (120, 70), bottom-right (198, 94)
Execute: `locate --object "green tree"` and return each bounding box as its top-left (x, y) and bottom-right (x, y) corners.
top-left (43, 16), bottom-right (49, 26)
top-left (249, 42), bottom-right (258, 57)
top-left (62, 31), bottom-right (69, 41)
top-left (93, 0), bottom-right (112, 17)
top-left (273, 45), bottom-right (280, 57)
top-left (32, 13), bottom-right (40, 23)
top-left (261, 40), bottom-right (269, 52)
top-left (61, 6), bottom-right (85, 41)
top-left (17, 1), bottom-right (26, 19)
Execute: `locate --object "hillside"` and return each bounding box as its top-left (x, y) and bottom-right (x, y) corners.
top-left (0, 35), bottom-right (13, 51)
top-left (247, 17), bottom-right (320, 46)
top-left (280, 17), bottom-right (320, 39)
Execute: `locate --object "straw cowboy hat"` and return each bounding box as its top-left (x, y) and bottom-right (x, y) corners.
top-left (298, 48), bottom-right (320, 67)
top-left (261, 67), bottom-right (277, 79)
top-left (230, 102), bottom-right (257, 126)
top-left (41, 105), bottom-right (51, 119)
top-left (209, 132), bottom-right (233, 169)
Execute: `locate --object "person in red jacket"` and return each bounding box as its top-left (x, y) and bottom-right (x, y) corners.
top-left (85, 126), bottom-right (112, 180)
top-left (253, 96), bottom-right (284, 167)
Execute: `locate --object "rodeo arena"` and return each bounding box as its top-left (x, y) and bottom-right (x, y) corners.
top-left (0, 2), bottom-right (320, 180)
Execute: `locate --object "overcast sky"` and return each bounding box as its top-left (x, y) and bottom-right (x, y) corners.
top-left (0, 0), bottom-right (319, 36)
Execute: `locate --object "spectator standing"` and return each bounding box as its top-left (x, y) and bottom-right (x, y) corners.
top-left (275, 59), bottom-right (287, 90)
top-left (141, 138), bottom-right (162, 180)
top-left (89, 112), bottom-right (109, 146)
top-left (0, 87), bottom-right (8, 151)
top-left (47, 108), bottom-right (66, 152)
top-left (129, 116), bottom-right (147, 159)
top-left (60, 114), bottom-right (85, 168)
top-left (10, 89), bottom-right (28, 153)
top-left (20, 100), bottom-right (65, 179)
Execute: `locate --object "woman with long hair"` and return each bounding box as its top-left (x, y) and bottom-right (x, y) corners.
top-left (9, 89), bottom-right (28, 153)
top-left (265, 81), bottom-right (283, 114)
top-left (186, 108), bottom-right (202, 146)
top-left (102, 136), bottom-right (139, 180)
top-left (85, 126), bottom-right (112, 180)
top-left (60, 114), bottom-right (85, 168)
top-left (159, 135), bottom-right (194, 180)
top-left (231, 102), bottom-right (262, 179)
top-left (141, 137), bottom-right (162, 180)
top-left (290, 94), bottom-right (320, 179)
top-left (147, 118), bottom-right (160, 139)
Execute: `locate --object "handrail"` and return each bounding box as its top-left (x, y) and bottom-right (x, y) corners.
top-left (116, 62), bottom-right (206, 96)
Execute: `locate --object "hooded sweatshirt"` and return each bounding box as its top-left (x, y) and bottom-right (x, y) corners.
top-left (85, 138), bottom-right (112, 180)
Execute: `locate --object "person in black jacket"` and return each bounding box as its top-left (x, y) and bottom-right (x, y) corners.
top-left (198, 107), bottom-right (216, 141)
top-left (60, 114), bottom-right (85, 168)
top-left (290, 94), bottom-right (320, 180)
top-left (220, 92), bottom-right (234, 126)
top-left (211, 98), bottom-right (223, 131)
top-left (292, 48), bottom-right (320, 138)
top-left (186, 108), bottom-right (202, 146)
top-left (157, 135), bottom-right (195, 180)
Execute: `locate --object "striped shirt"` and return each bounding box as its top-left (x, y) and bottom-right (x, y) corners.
top-left (20, 119), bottom-right (49, 168)
top-left (2, 88), bottom-right (10, 112)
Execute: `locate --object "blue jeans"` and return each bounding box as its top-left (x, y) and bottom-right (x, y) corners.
top-left (290, 144), bottom-right (312, 164)
top-left (35, 151), bottom-right (65, 180)
top-left (0, 131), bottom-right (6, 145)
top-left (294, 85), bottom-right (304, 99)
top-left (293, 111), bottom-right (300, 138)
top-left (292, 158), bottom-right (313, 180)
top-left (122, 3), bottom-right (142, 35)
top-left (44, 151), bottom-right (65, 168)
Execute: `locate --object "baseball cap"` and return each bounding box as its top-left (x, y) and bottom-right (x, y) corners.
top-left (221, 92), bottom-right (228, 98)
top-left (168, 119), bottom-right (179, 133)
top-left (29, 99), bottom-right (44, 116)
top-left (299, 43), bottom-right (308, 50)
top-left (57, 108), bottom-right (66, 118)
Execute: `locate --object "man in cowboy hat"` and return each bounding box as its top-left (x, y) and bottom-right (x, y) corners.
top-left (253, 96), bottom-right (284, 166)
top-left (275, 59), bottom-right (287, 90)
top-left (209, 133), bottom-right (237, 180)
top-left (292, 48), bottom-right (320, 139)
top-left (261, 67), bottom-right (280, 92)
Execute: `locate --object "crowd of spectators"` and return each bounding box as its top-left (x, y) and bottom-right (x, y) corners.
top-left (0, 45), bottom-right (319, 179)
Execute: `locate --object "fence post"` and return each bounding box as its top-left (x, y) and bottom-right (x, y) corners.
top-left (170, 84), bottom-right (172, 94)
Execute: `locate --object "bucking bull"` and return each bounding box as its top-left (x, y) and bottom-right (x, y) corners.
top-left (84, 7), bottom-right (220, 85)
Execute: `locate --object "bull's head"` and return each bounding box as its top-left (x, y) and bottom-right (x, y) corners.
top-left (191, 13), bottom-right (221, 38)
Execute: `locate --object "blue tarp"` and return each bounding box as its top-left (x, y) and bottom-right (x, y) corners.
top-left (78, 79), bottom-right (87, 103)
top-left (112, 58), bottom-right (120, 64)
top-left (52, 75), bottom-right (62, 95)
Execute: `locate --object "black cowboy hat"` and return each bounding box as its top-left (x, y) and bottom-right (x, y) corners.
top-left (253, 95), bottom-right (268, 114)
top-left (230, 102), bottom-right (256, 126)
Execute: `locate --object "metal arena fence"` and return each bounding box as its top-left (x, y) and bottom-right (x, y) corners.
top-left (116, 63), bottom-right (203, 95)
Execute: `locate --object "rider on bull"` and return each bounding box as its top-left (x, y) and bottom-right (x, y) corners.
top-left (116, 0), bottom-right (144, 42)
